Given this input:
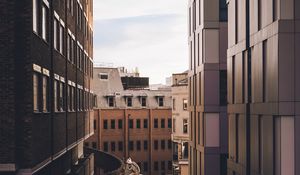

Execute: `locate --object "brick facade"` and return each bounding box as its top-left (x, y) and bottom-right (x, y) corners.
top-left (0, 0), bottom-right (95, 174)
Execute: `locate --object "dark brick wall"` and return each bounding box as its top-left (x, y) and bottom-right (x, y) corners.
top-left (0, 0), bottom-right (94, 173)
top-left (0, 0), bottom-right (16, 164)
top-left (53, 113), bottom-right (67, 156)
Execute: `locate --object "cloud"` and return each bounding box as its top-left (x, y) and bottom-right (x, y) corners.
top-left (93, 1), bottom-right (188, 84)
top-left (93, 0), bottom-right (187, 20)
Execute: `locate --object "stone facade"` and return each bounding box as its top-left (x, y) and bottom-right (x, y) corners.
top-left (171, 72), bottom-right (189, 175)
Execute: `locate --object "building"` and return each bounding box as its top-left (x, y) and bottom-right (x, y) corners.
top-left (227, 0), bottom-right (300, 175)
top-left (187, 0), bottom-right (228, 174)
top-left (171, 72), bottom-right (189, 175)
top-left (0, 0), bottom-right (122, 175)
top-left (85, 67), bottom-right (173, 175)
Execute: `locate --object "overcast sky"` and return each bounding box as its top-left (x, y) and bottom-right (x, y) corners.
top-left (93, 0), bottom-right (188, 84)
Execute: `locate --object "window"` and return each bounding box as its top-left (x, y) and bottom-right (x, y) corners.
top-left (144, 140), bottom-right (148, 150)
top-left (103, 142), bottom-right (108, 152)
top-left (93, 95), bottom-right (97, 108)
top-left (168, 161), bottom-right (172, 170)
top-left (32, 0), bottom-right (38, 33)
top-left (161, 119), bottom-right (165, 128)
top-left (54, 80), bottom-right (58, 112)
top-left (173, 98), bottom-right (176, 110)
top-left (183, 99), bottom-right (188, 110)
top-left (108, 97), bottom-right (114, 107)
top-left (158, 97), bottom-right (164, 107)
top-left (141, 97), bottom-right (147, 107)
top-left (258, 0), bottom-right (262, 30)
top-left (183, 119), bottom-right (188, 134)
top-left (143, 162), bottom-right (148, 172)
top-left (127, 97), bottom-right (132, 107)
top-left (129, 119), bottom-right (134, 129)
top-left (92, 142), bottom-right (96, 149)
top-left (161, 140), bottom-right (165, 150)
top-left (72, 86), bottom-right (75, 111)
top-left (54, 18), bottom-right (58, 50)
top-left (219, 0), bottom-right (228, 21)
top-left (32, 0), bottom-right (50, 41)
top-left (154, 161), bottom-right (159, 171)
top-left (136, 119), bottom-right (141, 129)
top-left (129, 141), bottom-right (134, 151)
top-left (168, 140), bottom-right (172, 149)
top-left (118, 119), bottom-right (123, 129)
top-left (93, 119), bottom-right (96, 130)
top-left (67, 85), bottom-right (71, 111)
top-left (77, 89), bottom-right (80, 111)
top-left (103, 120), bottom-right (108, 129)
top-left (220, 70), bottom-right (227, 106)
top-left (161, 161), bottom-right (165, 170)
top-left (173, 119), bottom-right (176, 132)
top-left (59, 24), bottom-right (64, 54)
top-left (71, 38), bottom-right (75, 63)
top-left (77, 45), bottom-right (81, 69)
top-left (111, 142), bottom-right (115, 152)
top-left (33, 73), bottom-right (40, 112)
top-left (59, 81), bottom-right (65, 111)
top-left (111, 120), bottom-right (115, 129)
top-left (99, 73), bottom-right (108, 80)
top-left (68, 0), bottom-right (74, 16)
top-left (273, 0), bottom-right (278, 21)
top-left (67, 34), bottom-right (71, 60)
top-left (143, 119), bottom-right (148, 128)
top-left (154, 140), bottom-right (158, 150)
top-left (79, 89), bottom-right (83, 111)
top-left (262, 40), bottom-right (267, 102)
top-left (42, 75), bottom-right (49, 112)
top-left (154, 119), bottom-right (158, 128)
top-left (137, 141), bottom-right (141, 151)
top-left (235, 0), bottom-right (239, 43)
top-left (41, 3), bottom-right (49, 41)
top-left (168, 118), bottom-right (172, 128)
top-left (183, 142), bottom-right (189, 159)
top-left (118, 141), bottom-right (123, 151)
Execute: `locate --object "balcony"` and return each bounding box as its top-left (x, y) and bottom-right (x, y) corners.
top-left (84, 147), bottom-right (123, 175)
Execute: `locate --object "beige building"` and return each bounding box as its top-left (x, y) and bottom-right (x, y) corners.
top-left (86, 66), bottom-right (173, 175)
top-left (187, 0), bottom-right (228, 174)
top-left (227, 0), bottom-right (300, 175)
top-left (171, 72), bottom-right (189, 175)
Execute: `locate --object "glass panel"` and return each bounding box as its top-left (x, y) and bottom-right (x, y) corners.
top-left (32, 0), bottom-right (38, 33)
top-left (33, 73), bottom-right (39, 112)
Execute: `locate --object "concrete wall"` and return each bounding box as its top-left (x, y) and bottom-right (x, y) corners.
top-left (188, 0), bottom-right (228, 175)
top-left (227, 0), bottom-right (300, 175)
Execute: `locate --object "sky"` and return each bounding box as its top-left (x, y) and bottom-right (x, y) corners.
top-left (93, 0), bottom-right (189, 84)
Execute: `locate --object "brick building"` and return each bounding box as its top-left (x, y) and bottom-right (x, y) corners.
top-left (86, 67), bottom-right (173, 175)
top-left (0, 0), bottom-right (102, 174)
top-left (187, 0), bottom-right (228, 174)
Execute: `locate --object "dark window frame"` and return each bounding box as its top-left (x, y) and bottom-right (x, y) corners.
top-left (103, 120), bottom-right (108, 129)
top-left (154, 119), bottom-right (158, 128)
